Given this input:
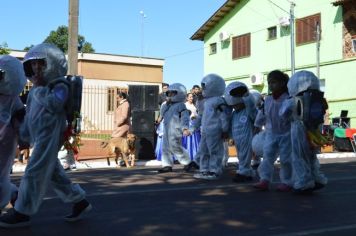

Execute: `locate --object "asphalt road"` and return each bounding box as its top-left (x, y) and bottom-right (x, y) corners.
top-left (2, 157), bottom-right (356, 236)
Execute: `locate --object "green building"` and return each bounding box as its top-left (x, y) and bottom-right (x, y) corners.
top-left (191, 0), bottom-right (356, 127)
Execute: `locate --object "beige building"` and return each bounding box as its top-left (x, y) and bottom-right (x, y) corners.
top-left (10, 50), bottom-right (164, 132)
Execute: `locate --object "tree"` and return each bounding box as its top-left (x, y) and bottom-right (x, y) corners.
top-left (0, 42), bottom-right (10, 55)
top-left (43, 25), bottom-right (95, 53)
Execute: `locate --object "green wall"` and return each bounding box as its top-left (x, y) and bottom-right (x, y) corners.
top-left (202, 0), bottom-right (356, 126)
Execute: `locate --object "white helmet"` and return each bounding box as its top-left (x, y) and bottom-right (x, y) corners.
top-left (288, 70), bottom-right (320, 96)
top-left (224, 81), bottom-right (248, 106)
top-left (0, 55), bottom-right (27, 95)
top-left (23, 43), bottom-right (67, 84)
top-left (201, 73), bottom-right (226, 98)
top-left (166, 83), bottom-right (187, 103)
top-left (249, 89), bottom-right (263, 107)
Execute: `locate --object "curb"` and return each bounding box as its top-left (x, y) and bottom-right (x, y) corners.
top-left (11, 153), bottom-right (356, 173)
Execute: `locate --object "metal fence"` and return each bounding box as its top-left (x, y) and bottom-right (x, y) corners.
top-left (81, 85), bottom-right (128, 140)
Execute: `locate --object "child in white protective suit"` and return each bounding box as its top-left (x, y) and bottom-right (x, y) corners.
top-left (0, 43), bottom-right (91, 228)
top-left (253, 70), bottom-right (293, 192)
top-left (157, 83), bottom-right (192, 173)
top-left (192, 74), bottom-right (231, 180)
top-left (224, 82), bottom-right (258, 183)
top-left (0, 55), bottom-right (27, 216)
top-left (280, 70), bottom-right (328, 193)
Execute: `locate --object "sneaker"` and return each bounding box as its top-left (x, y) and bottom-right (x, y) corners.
top-left (253, 180), bottom-right (269, 191)
top-left (276, 183), bottom-right (292, 192)
top-left (232, 173), bottom-right (253, 183)
top-left (201, 172), bottom-right (219, 180)
top-left (183, 162), bottom-right (200, 172)
top-left (193, 171), bottom-right (209, 179)
top-left (0, 209), bottom-right (30, 228)
top-left (64, 199), bottom-right (92, 222)
top-left (157, 166), bottom-right (173, 173)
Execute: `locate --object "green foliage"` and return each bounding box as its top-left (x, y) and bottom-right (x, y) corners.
top-left (0, 42), bottom-right (10, 55)
top-left (23, 44), bottom-right (34, 51)
top-left (43, 25), bottom-right (95, 53)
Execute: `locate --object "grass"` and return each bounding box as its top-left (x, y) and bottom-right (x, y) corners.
top-left (80, 133), bottom-right (111, 140)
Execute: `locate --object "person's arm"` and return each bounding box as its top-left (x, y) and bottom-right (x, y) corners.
top-left (180, 103), bottom-right (191, 136)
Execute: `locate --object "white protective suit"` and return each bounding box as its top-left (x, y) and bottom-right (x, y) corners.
top-left (160, 83), bottom-right (191, 167)
top-left (15, 43), bottom-right (85, 215)
top-left (250, 89), bottom-right (264, 165)
top-left (0, 55), bottom-right (26, 210)
top-left (196, 74), bottom-right (231, 175)
top-left (281, 70), bottom-right (327, 190)
top-left (225, 82), bottom-right (257, 177)
top-left (255, 92), bottom-right (293, 186)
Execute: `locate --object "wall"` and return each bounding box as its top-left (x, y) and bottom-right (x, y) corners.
top-left (201, 0), bottom-right (356, 126)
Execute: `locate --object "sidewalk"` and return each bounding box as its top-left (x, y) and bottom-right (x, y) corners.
top-left (11, 152), bottom-right (356, 173)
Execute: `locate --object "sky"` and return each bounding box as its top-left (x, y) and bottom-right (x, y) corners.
top-left (2, 0), bottom-right (227, 90)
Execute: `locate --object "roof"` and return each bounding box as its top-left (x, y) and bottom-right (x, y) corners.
top-left (332, 0), bottom-right (355, 6)
top-left (190, 0), bottom-right (241, 41)
top-left (9, 50), bottom-right (164, 67)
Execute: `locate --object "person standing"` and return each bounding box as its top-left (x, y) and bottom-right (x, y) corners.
top-left (0, 43), bottom-right (91, 228)
top-left (191, 84), bottom-right (201, 106)
top-left (111, 92), bottom-right (131, 138)
top-left (192, 74), bottom-right (231, 180)
top-left (280, 70), bottom-right (328, 193)
top-left (224, 82), bottom-right (257, 183)
top-left (157, 83), bottom-right (191, 173)
top-left (253, 70), bottom-right (293, 192)
top-left (0, 55), bottom-right (27, 216)
top-left (182, 93), bottom-right (201, 160)
top-left (158, 83), bottom-right (169, 106)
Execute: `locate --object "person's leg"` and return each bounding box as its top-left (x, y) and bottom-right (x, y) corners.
top-left (254, 132), bottom-right (279, 190)
top-left (158, 134), bottom-right (174, 173)
top-left (0, 133), bottom-right (18, 210)
top-left (49, 160), bottom-right (91, 221)
top-left (277, 132), bottom-right (293, 187)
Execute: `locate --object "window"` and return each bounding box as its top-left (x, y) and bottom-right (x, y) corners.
top-left (107, 87), bottom-right (128, 112)
top-left (296, 13), bottom-right (321, 45)
top-left (209, 43), bottom-right (217, 54)
top-left (232, 33), bottom-right (251, 59)
top-left (267, 26), bottom-right (277, 40)
top-left (107, 87), bottom-right (116, 112)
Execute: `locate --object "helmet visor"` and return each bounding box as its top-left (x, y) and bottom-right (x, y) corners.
top-left (0, 69), bottom-right (5, 81)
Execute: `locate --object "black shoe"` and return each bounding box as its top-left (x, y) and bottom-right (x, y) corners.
top-left (232, 173), bottom-right (253, 183)
top-left (0, 209), bottom-right (30, 228)
top-left (183, 162), bottom-right (200, 172)
top-left (292, 187), bottom-right (314, 195)
top-left (64, 199), bottom-right (92, 222)
top-left (251, 163), bottom-right (260, 170)
top-left (312, 182), bottom-right (325, 191)
top-left (157, 166), bottom-right (173, 173)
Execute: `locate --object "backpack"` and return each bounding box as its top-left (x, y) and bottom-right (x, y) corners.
top-left (48, 75), bottom-right (83, 134)
top-left (296, 89), bottom-right (327, 129)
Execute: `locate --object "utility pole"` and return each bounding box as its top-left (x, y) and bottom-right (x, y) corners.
top-left (68, 0), bottom-right (79, 75)
top-left (316, 21), bottom-right (321, 79)
top-left (289, 1), bottom-right (296, 75)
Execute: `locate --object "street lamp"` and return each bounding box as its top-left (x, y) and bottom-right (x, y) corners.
top-left (140, 10), bottom-right (147, 57)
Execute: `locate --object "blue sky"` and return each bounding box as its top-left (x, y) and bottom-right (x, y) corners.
top-left (2, 0), bottom-right (226, 90)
